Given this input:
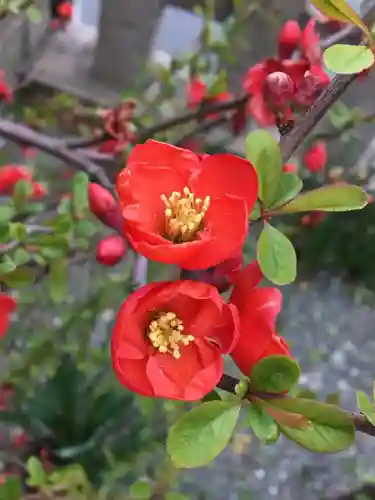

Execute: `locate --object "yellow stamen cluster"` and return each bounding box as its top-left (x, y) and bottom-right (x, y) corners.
top-left (148, 312), bottom-right (195, 359)
top-left (161, 187), bottom-right (210, 243)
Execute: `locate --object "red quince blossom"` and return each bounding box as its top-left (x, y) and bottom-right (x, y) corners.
top-left (187, 77), bottom-right (232, 119)
top-left (0, 165), bottom-right (32, 193)
top-left (0, 70), bottom-right (12, 104)
top-left (96, 235), bottom-right (127, 266)
top-left (31, 182), bottom-right (48, 199)
top-left (229, 261), bottom-right (291, 376)
top-left (301, 211), bottom-right (326, 227)
top-left (57, 1), bottom-right (73, 20)
top-left (0, 294), bottom-right (17, 339)
top-left (111, 280), bottom-right (239, 400)
top-left (278, 20), bottom-right (301, 59)
top-left (99, 100), bottom-right (137, 152)
top-left (243, 59), bottom-right (309, 126)
top-left (294, 67), bottom-right (330, 107)
top-left (89, 182), bottom-right (121, 230)
top-left (304, 141), bottom-right (327, 172)
top-left (301, 19), bottom-right (322, 67)
top-left (117, 140), bottom-right (258, 270)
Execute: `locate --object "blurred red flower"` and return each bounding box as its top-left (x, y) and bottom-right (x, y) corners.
top-left (96, 235), bottom-right (127, 266)
top-left (0, 70), bottom-right (12, 104)
top-left (278, 20), bottom-right (301, 59)
top-left (0, 294), bottom-right (17, 339)
top-left (57, 1), bottom-right (73, 20)
top-left (111, 280), bottom-right (239, 400)
top-left (187, 77), bottom-right (232, 119)
top-left (0, 165), bottom-right (32, 194)
top-left (301, 211), bottom-right (326, 227)
top-left (301, 19), bottom-right (322, 67)
top-left (229, 261), bottom-right (291, 376)
top-left (283, 163), bottom-right (297, 173)
top-left (117, 140), bottom-right (258, 270)
top-left (100, 100), bottom-right (136, 152)
top-left (304, 141), bottom-right (327, 172)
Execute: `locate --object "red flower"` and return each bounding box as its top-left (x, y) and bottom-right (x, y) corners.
top-left (283, 163), bottom-right (297, 173)
top-left (0, 165), bottom-right (32, 194)
top-left (100, 100), bottom-right (136, 151)
top-left (243, 59), bottom-right (309, 126)
top-left (0, 70), bottom-right (12, 104)
top-left (96, 235), bottom-right (127, 266)
top-left (57, 1), bottom-right (72, 20)
top-left (187, 77), bottom-right (232, 119)
top-left (278, 20), bottom-right (301, 59)
top-left (294, 67), bottom-right (330, 107)
top-left (301, 19), bottom-right (321, 67)
top-left (117, 140), bottom-right (258, 270)
top-left (229, 261), bottom-right (291, 375)
top-left (301, 211), bottom-right (326, 227)
top-left (0, 294), bottom-right (17, 339)
top-left (111, 280), bottom-right (239, 400)
top-left (263, 71), bottom-right (295, 107)
top-left (31, 182), bottom-right (47, 199)
top-left (304, 141), bottom-right (327, 172)
top-left (89, 182), bottom-right (121, 230)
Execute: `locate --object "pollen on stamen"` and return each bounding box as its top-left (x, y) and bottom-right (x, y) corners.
top-left (147, 312), bottom-right (195, 358)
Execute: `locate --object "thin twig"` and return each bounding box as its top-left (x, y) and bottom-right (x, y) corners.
top-left (217, 373), bottom-right (375, 437)
top-left (0, 120), bottom-right (116, 196)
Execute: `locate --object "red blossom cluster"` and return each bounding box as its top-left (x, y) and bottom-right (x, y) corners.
top-left (0, 165), bottom-right (47, 199)
top-left (0, 70), bottom-right (12, 104)
top-left (0, 294), bottom-right (17, 339)
top-left (96, 100), bottom-right (137, 154)
top-left (243, 19), bottom-right (330, 126)
top-left (111, 140), bottom-right (292, 400)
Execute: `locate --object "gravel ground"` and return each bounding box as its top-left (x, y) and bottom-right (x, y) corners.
top-left (183, 274), bottom-right (375, 500)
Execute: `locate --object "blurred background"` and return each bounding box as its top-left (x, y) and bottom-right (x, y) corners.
top-left (1, 0), bottom-right (375, 499)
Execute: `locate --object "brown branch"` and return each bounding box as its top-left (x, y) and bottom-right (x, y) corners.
top-left (0, 120), bottom-right (116, 196)
top-left (139, 95), bottom-right (249, 142)
top-left (217, 373), bottom-right (375, 438)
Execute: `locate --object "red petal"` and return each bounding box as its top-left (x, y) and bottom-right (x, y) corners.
top-left (243, 63), bottom-right (267, 94)
top-left (210, 303), bottom-right (240, 354)
top-left (112, 354), bottom-right (154, 397)
top-left (191, 154), bottom-right (258, 211)
top-left (230, 260), bottom-right (263, 312)
top-left (248, 94), bottom-right (276, 126)
top-left (0, 294), bottom-right (17, 314)
top-left (187, 78), bottom-right (207, 108)
top-left (257, 334), bottom-right (291, 361)
top-left (301, 19), bottom-right (321, 66)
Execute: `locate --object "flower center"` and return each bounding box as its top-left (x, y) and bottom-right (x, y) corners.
top-left (147, 311), bottom-right (195, 359)
top-left (161, 187), bottom-right (210, 243)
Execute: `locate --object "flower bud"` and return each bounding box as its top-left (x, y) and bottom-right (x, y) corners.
top-left (278, 20), bottom-right (301, 59)
top-left (0, 165), bottom-right (32, 194)
top-left (31, 182), bottom-right (48, 199)
top-left (89, 183), bottom-right (121, 230)
top-left (301, 211), bottom-right (326, 227)
top-left (295, 68), bottom-right (329, 107)
top-left (56, 1), bottom-right (72, 20)
top-left (304, 141), bottom-right (327, 172)
top-left (263, 72), bottom-right (295, 108)
top-left (283, 163), bottom-right (297, 174)
top-left (96, 235), bottom-right (127, 266)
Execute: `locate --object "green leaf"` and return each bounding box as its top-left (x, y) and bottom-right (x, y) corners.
top-left (26, 457), bottom-right (47, 487)
top-left (247, 403), bottom-right (279, 444)
top-left (257, 222), bottom-right (297, 285)
top-left (72, 172), bottom-right (89, 219)
top-left (270, 397), bottom-right (355, 453)
top-left (167, 401), bottom-right (241, 468)
top-left (323, 44), bottom-right (374, 75)
top-left (0, 476), bottom-right (22, 500)
top-left (0, 255), bottom-right (16, 274)
top-left (165, 494), bottom-right (189, 500)
top-left (0, 205), bottom-right (15, 223)
top-left (245, 130), bottom-right (283, 206)
top-left (0, 223), bottom-right (10, 243)
top-left (356, 391), bottom-right (375, 426)
top-left (49, 259), bottom-right (68, 303)
top-left (26, 5), bottom-right (42, 22)
top-left (251, 355), bottom-right (300, 393)
top-left (12, 248), bottom-right (30, 266)
top-left (207, 70), bottom-right (227, 97)
top-left (270, 173), bottom-right (303, 209)
top-left (274, 185), bottom-right (368, 214)
top-left (310, 0), bottom-right (372, 41)
top-left (75, 219), bottom-right (97, 238)
top-left (249, 200), bottom-right (262, 221)
top-left (13, 180), bottom-right (33, 208)
top-left (9, 223), bottom-right (27, 242)
top-left (54, 214), bottom-right (74, 235)
top-left (2, 268), bottom-right (34, 288)
top-left (129, 481), bottom-right (152, 499)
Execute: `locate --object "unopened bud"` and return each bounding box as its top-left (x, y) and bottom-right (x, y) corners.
top-left (304, 141), bottom-right (327, 173)
top-left (96, 235), bottom-right (127, 266)
top-left (263, 72), bottom-right (295, 108)
top-left (278, 20), bottom-right (301, 59)
top-left (89, 183), bottom-right (121, 230)
top-left (283, 163), bottom-right (297, 174)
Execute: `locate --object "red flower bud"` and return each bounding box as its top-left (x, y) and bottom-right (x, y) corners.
top-left (0, 165), bottom-right (32, 194)
top-left (304, 141), bottom-right (327, 172)
top-left (278, 20), bottom-right (301, 59)
top-left (57, 1), bottom-right (72, 20)
top-left (283, 163), bottom-right (297, 174)
top-left (301, 211), bottom-right (326, 227)
top-left (88, 183), bottom-right (121, 229)
top-left (263, 72), bottom-right (295, 108)
top-left (96, 235), bottom-right (127, 266)
top-left (31, 182), bottom-right (48, 199)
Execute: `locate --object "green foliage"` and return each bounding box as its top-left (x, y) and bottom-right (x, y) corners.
top-left (356, 391), bottom-right (375, 426)
top-left (269, 397), bottom-right (356, 452)
top-left (270, 173), bottom-right (303, 209)
top-left (13, 180), bottom-right (33, 210)
top-left (245, 130), bottom-right (283, 207)
top-left (275, 185), bottom-right (368, 214)
top-left (129, 481), bottom-right (152, 499)
top-left (257, 222), bottom-right (297, 285)
top-left (167, 401), bottom-right (241, 468)
top-left (49, 258), bottom-right (68, 303)
top-left (0, 476), bottom-right (22, 500)
top-left (251, 355), bottom-right (301, 393)
top-left (323, 44), bottom-right (375, 75)
top-left (247, 403), bottom-right (279, 444)
top-left (72, 172), bottom-right (89, 219)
